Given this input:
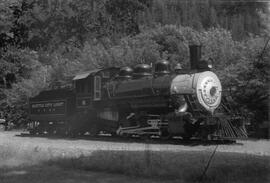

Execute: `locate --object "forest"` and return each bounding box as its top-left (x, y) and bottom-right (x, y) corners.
top-left (0, 0), bottom-right (269, 136)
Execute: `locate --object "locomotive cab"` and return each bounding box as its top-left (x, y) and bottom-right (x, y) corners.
top-left (73, 69), bottom-right (101, 110)
top-left (73, 68), bottom-right (119, 109)
top-left (69, 67), bottom-right (120, 135)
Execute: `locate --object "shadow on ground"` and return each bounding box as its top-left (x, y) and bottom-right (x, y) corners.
top-left (1, 150), bottom-right (269, 183)
top-left (0, 164), bottom-right (174, 183)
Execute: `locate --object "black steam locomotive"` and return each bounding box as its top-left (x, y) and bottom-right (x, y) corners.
top-left (28, 45), bottom-right (247, 140)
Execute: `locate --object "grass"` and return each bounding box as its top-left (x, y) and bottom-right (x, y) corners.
top-left (0, 143), bottom-right (269, 183)
top-left (47, 150), bottom-right (270, 183)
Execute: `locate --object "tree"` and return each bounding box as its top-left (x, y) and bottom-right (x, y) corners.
top-left (105, 0), bottom-right (152, 36)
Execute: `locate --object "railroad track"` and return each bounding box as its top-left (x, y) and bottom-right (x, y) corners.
top-left (0, 131), bottom-right (269, 156)
top-left (18, 131), bottom-right (236, 145)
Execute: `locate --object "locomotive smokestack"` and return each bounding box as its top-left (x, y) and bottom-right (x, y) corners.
top-left (189, 45), bottom-right (201, 70)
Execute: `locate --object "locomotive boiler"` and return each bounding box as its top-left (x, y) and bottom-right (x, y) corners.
top-left (28, 45), bottom-right (247, 140)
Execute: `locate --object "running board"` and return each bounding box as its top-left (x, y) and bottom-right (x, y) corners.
top-left (116, 125), bottom-right (161, 136)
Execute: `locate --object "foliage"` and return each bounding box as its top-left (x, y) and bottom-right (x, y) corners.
top-left (1, 0), bottom-right (268, 51)
top-left (0, 0), bottom-right (151, 51)
top-left (0, 47), bottom-right (49, 126)
top-left (139, 0), bottom-right (269, 39)
top-left (105, 0), bottom-right (151, 36)
top-left (221, 37), bottom-right (270, 123)
top-left (15, 0), bottom-right (109, 50)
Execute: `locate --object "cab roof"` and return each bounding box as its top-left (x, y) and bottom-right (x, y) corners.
top-left (72, 69), bottom-right (102, 80)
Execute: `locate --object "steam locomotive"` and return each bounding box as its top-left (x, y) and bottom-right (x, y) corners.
top-left (28, 45), bottom-right (247, 140)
